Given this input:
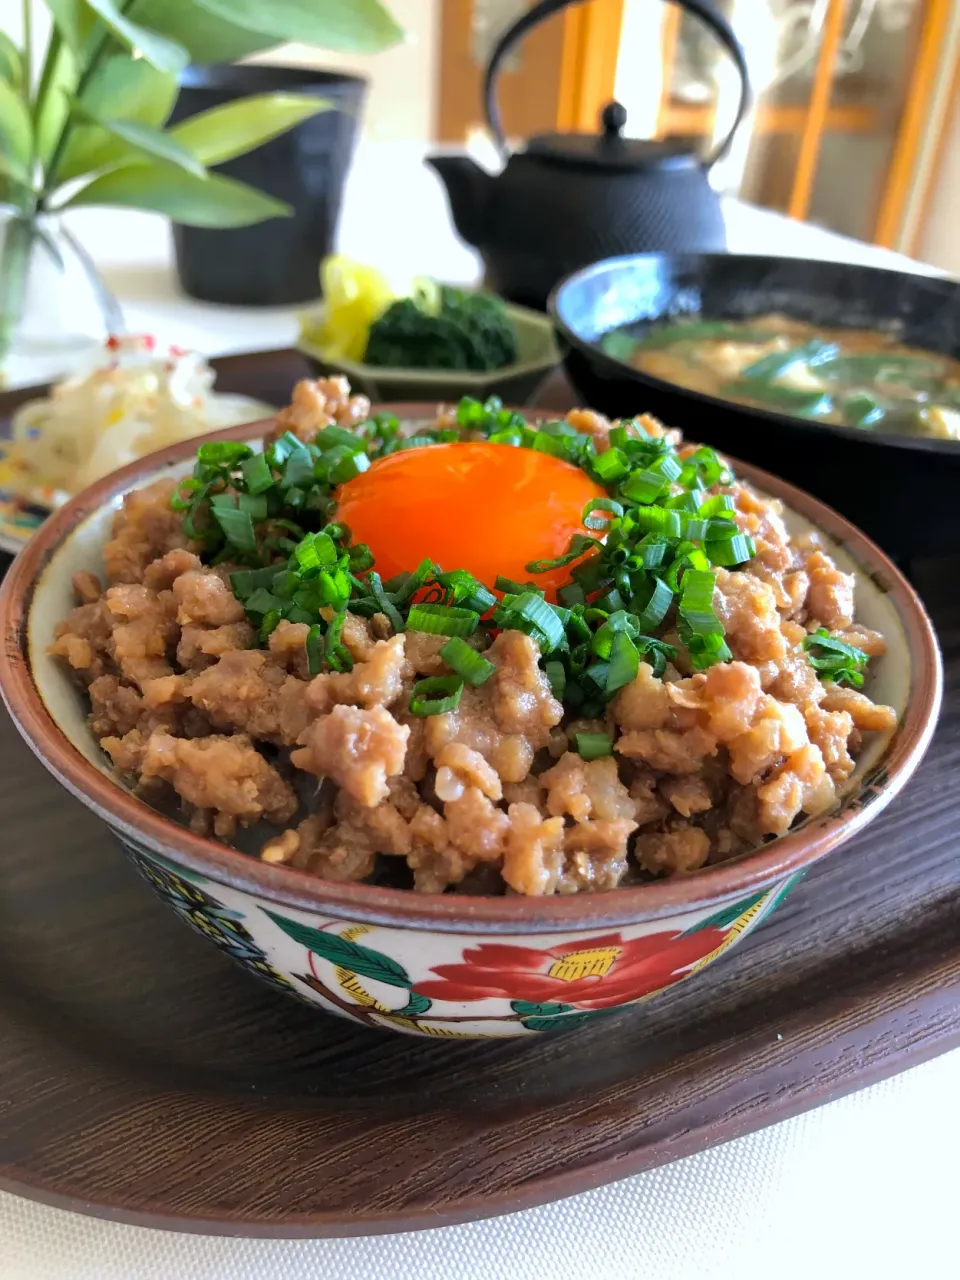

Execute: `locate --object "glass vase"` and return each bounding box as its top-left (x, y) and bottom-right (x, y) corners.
top-left (0, 211), bottom-right (124, 389)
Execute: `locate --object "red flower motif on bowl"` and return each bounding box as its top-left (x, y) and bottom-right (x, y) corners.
top-left (414, 926), bottom-right (728, 1011)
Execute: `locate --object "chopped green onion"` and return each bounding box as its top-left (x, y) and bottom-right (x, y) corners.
top-left (316, 424), bottom-right (363, 450)
top-left (497, 592), bottom-right (566, 653)
top-left (211, 505), bottom-right (258, 554)
top-left (315, 565), bottom-right (351, 612)
top-left (680, 446), bottom-right (727, 487)
top-left (592, 448), bottom-right (629, 483)
top-left (574, 731), bottom-right (613, 760)
top-left (285, 606), bottom-right (316, 625)
top-left (370, 412), bottom-right (399, 443)
top-left (273, 518), bottom-right (306, 540)
top-left (368, 572), bottom-right (404, 633)
top-left (456, 396), bottom-right (487, 428)
top-left (495, 575), bottom-right (539, 596)
top-left (538, 420), bottom-right (579, 440)
top-left (634, 636), bottom-right (676, 678)
top-left (606, 630), bottom-right (639, 695)
top-left (706, 534), bottom-right (756, 566)
top-left (348, 542), bottom-right (375, 572)
top-left (686, 517), bottom-right (737, 542)
top-left (385, 433), bottom-right (443, 453)
top-left (544, 659), bottom-right (566, 700)
top-left (686, 632), bottom-right (732, 671)
top-left (531, 429), bottom-right (572, 460)
top-left (271, 569), bottom-right (299, 599)
top-left (197, 440), bottom-right (254, 466)
top-left (237, 493), bottom-right (268, 520)
top-left (696, 494), bottom-right (735, 517)
top-left (439, 636), bottom-right (495, 686)
top-left (488, 427), bottom-right (524, 446)
top-left (409, 674), bottom-right (464, 717)
top-left (582, 662), bottom-right (610, 694)
top-left (621, 469), bottom-right (668, 504)
top-left (244, 588), bottom-right (284, 615)
top-left (595, 587), bottom-right (624, 613)
top-left (292, 581), bottom-right (320, 614)
top-left (434, 568), bottom-right (495, 613)
top-left (558, 583), bottom-right (586, 607)
top-left (282, 446), bottom-right (315, 490)
top-left (678, 568), bottom-right (722, 638)
top-left (324, 610), bottom-right (354, 672)
top-left (170, 477), bottom-right (204, 512)
top-left (627, 535), bottom-right (671, 571)
top-left (631, 507), bottom-right (683, 538)
top-left (259, 609), bottom-right (282, 643)
top-left (240, 453), bottom-right (273, 495)
top-left (650, 452), bottom-right (683, 482)
top-left (389, 558), bottom-right (435, 604)
top-left (407, 603), bottom-right (479, 636)
top-left (802, 627), bottom-right (869, 688)
top-left (295, 532), bottom-right (337, 572)
top-left (266, 431), bottom-right (303, 467)
top-left (330, 451), bottom-right (370, 485)
top-left (664, 491), bottom-right (700, 514)
top-left (631, 577), bottom-right (674, 630)
top-left (230, 566), bottom-right (276, 599)
top-left (306, 624), bottom-right (324, 676)
top-left (583, 497), bottom-right (624, 530)
top-left (526, 533), bottom-right (598, 575)
top-left (564, 607), bottom-right (591, 645)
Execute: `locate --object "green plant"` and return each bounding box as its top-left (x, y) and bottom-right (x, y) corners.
top-left (0, 0), bottom-right (402, 357)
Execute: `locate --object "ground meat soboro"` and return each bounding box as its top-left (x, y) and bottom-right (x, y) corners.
top-left (52, 395), bottom-right (898, 895)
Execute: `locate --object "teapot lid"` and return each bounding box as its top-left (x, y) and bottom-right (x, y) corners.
top-left (525, 102), bottom-right (699, 173)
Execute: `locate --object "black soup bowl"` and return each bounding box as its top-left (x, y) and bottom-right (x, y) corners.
top-left (548, 253), bottom-right (960, 564)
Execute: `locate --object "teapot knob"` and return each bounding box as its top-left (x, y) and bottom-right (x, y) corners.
top-left (601, 100), bottom-right (628, 139)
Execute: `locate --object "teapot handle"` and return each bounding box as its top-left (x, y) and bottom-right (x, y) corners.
top-left (483, 0), bottom-right (752, 168)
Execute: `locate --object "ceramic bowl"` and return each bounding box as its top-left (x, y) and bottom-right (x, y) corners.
top-left (0, 413), bottom-right (942, 1039)
top-left (297, 301), bottom-right (559, 404)
top-left (548, 253), bottom-right (960, 561)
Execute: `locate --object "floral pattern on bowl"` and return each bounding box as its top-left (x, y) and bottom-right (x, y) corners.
top-left (126, 840), bottom-right (798, 1037)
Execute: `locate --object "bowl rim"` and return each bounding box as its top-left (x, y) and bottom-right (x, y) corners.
top-left (0, 406), bottom-right (943, 934)
top-left (548, 251), bottom-right (960, 460)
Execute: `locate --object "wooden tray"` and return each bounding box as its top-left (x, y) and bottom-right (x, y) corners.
top-left (0, 353), bottom-right (957, 1237)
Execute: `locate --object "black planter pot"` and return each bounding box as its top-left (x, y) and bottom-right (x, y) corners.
top-left (168, 65), bottom-right (367, 307)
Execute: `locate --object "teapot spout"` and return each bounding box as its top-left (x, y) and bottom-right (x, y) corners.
top-left (426, 153), bottom-right (492, 249)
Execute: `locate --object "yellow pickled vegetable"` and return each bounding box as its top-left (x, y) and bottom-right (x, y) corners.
top-left (309, 255), bottom-right (395, 362)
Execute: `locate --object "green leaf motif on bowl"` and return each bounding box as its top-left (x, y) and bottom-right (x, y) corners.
top-left (129, 849), bottom-right (294, 994)
top-left (264, 909), bottom-right (413, 988)
top-left (510, 1001), bottom-right (618, 1032)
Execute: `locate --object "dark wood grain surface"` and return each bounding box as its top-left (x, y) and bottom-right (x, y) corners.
top-left (0, 353), bottom-right (957, 1237)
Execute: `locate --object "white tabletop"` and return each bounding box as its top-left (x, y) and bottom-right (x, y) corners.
top-left (2, 139), bottom-right (955, 1278)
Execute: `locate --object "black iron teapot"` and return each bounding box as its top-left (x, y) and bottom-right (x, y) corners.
top-left (428, 0), bottom-right (751, 310)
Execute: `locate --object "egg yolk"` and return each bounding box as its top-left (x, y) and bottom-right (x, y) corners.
top-left (335, 442), bottom-right (606, 598)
